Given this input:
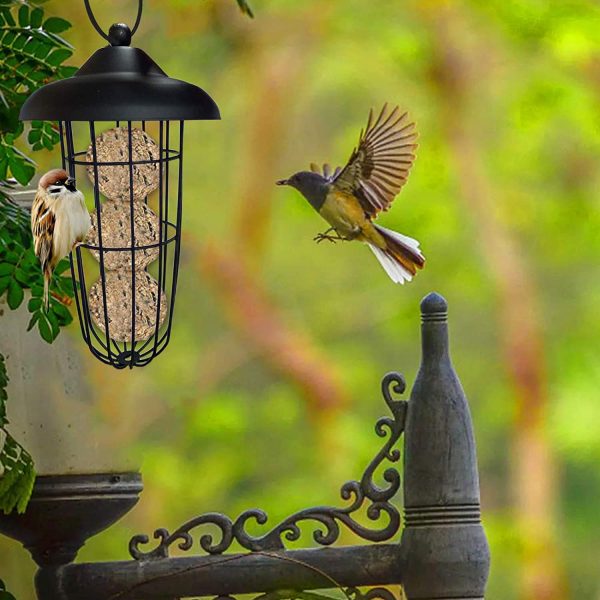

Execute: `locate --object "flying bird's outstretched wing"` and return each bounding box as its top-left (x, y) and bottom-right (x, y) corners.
top-left (333, 104), bottom-right (417, 218)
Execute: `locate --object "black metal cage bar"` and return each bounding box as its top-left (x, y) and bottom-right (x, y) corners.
top-left (61, 119), bottom-right (183, 368)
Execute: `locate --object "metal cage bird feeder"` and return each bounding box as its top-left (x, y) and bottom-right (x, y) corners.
top-left (19, 1), bottom-right (220, 368)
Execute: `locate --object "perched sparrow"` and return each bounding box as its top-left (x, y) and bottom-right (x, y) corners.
top-left (277, 104), bottom-right (425, 284)
top-left (31, 169), bottom-right (91, 309)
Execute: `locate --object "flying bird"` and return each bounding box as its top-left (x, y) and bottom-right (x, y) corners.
top-left (277, 104), bottom-right (425, 284)
top-left (31, 169), bottom-right (91, 309)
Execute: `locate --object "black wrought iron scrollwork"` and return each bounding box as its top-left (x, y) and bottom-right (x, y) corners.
top-left (210, 587), bottom-right (398, 600)
top-left (346, 587), bottom-right (397, 600)
top-left (129, 372), bottom-right (407, 560)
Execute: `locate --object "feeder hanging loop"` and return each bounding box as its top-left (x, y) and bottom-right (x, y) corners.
top-left (83, 0), bottom-right (144, 42)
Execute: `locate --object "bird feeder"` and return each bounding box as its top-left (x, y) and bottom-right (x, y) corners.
top-left (19, 1), bottom-right (220, 369)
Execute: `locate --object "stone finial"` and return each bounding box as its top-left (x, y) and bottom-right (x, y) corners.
top-left (400, 292), bottom-right (490, 599)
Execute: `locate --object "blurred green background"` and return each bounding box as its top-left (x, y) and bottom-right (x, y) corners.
top-left (2, 0), bottom-right (600, 598)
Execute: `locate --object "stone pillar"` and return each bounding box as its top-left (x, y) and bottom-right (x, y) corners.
top-left (400, 292), bottom-right (490, 599)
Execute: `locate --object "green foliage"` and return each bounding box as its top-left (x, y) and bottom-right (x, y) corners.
top-left (0, 0), bottom-right (75, 528)
top-left (0, 0), bottom-right (75, 343)
top-left (0, 579), bottom-right (17, 600)
top-left (0, 353), bottom-right (35, 516)
top-left (0, 192), bottom-right (74, 343)
top-left (0, 428), bottom-right (35, 515)
top-left (0, 0), bottom-right (76, 187)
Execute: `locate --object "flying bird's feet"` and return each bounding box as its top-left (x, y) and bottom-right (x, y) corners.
top-left (313, 231), bottom-right (344, 244)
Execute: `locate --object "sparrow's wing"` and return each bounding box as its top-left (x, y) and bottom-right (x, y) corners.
top-left (310, 162), bottom-right (343, 182)
top-left (333, 104), bottom-right (417, 218)
top-left (31, 192), bottom-right (56, 272)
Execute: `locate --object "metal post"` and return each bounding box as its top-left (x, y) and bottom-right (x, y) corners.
top-left (399, 292), bottom-right (490, 599)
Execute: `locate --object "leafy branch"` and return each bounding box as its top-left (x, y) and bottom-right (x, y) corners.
top-left (0, 0), bottom-right (76, 343)
top-left (0, 1), bottom-right (76, 187)
top-left (0, 189), bottom-right (74, 344)
top-left (0, 353), bottom-right (35, 515)
top-left (0, 0), bottom-right (76, 521)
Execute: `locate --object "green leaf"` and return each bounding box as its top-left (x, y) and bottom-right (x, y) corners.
top-left (17, 5), bottom-right (29, 27)
top-left (0, 276), bottom-right (10, 296)
top-left (55, 276), bottom-right (74, 296)
top-left (30, 7), bottom-right (43, 29)
top-left (8, 157), bottom-right (35, 186)
top-left (28, 296), bottom-right (42, 312)
top-left (0, 430), bottom-right (36, 515)
top-left (46, 308), bottom-right (59, 337)
top-left (0, 262), bottom-right (13, 276)
top-left (26, 312), bottom-right (39, 332)
top-left (1, 7), bottom-right (15, 27)
top-left (0, 588), bottom-right (17, 600)
top-left (14, 267), bottom-right (29, 285)
top-left (51, 301), bottom-right (72, 326)
top-left (6, 278), bottom-right (23, 309)
top-left (0, 158), bottom-right (8, 181)
top-left (37, 313), bottom-right (54, 343)
top-left (45, 48), bottom-right (71, 66)
top-left (54, 258), bottom-right (70, 275)
top-left (33, 41), bottom-right (51, 59)
top-left (12, 32), bottom-right (26, 50)
top-left (23, 37), bottom-right (39, 54)
top-left (58, 65), bottom-right (77, 78)
top-left (15, 458), bottom-right (35, 513)
top-left (43, 16), bottom-right (70, 34)
top-left (28, 128), bottom-right (42, 144)
top-left (3, 251), bottom-right (20, 265)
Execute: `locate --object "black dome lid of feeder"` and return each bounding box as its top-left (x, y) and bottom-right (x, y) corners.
top-left (20, 23), bottom-right (220, 122)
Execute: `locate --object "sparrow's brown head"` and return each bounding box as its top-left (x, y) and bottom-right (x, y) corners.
top-left (39, 168), bottom-right (77, 194)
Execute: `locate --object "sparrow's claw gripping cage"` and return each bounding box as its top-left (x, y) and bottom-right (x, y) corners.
top-left (20, 11), bottom-right (219, 368)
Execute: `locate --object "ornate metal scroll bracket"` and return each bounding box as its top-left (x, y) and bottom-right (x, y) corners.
top-left (129, 372), bottom-right (407, 560)
top-left (214, 587), bottom-right (398, 600)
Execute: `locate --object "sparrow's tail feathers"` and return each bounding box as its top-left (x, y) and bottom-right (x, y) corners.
top-left (369, 224), bottom-right (425, 284)
top-left (43, 271), bottom-right (50, 311)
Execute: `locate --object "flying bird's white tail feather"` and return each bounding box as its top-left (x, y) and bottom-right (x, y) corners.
top-left (368, 244), bottom-right (413, 284)
top-left (375, 225), bottom-right (422, 253)
top-left (367, 224), bottom-right (425, 284)
top-left (43, 275), bottom-right (49, 310)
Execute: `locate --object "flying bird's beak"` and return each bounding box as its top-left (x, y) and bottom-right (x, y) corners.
top-left (276, 179), bottom-right (288, 186)
top-left (65, 177), bottom-right (77, 193)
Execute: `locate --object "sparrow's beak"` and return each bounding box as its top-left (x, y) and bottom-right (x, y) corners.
top-left (65, 177), bottom-right (77, 193)
top-left (276, 179), bottom-right (289, 186)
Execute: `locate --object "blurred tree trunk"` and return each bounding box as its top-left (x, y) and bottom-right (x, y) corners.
top-left (199, 242), bottom-right (347, 418)
top-left (422, 4), bottom-right (565, 600)
top-left (233, 38), bottom-right (306, 268)
top-left (196, 9), bottom-right (349, 434)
